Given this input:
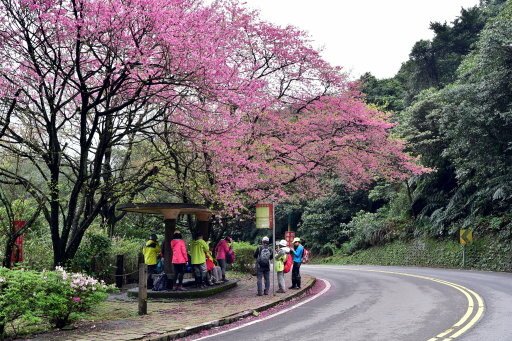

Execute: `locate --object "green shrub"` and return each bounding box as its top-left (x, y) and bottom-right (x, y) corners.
top-left (19, 232), bottom-right (54, 271)
top-left (71, 232), bottom-right (113, 281)
top-left (231, 242), bottom-right (256, 273)
top-left (319, 242), bottom-right (337, 256)
top-left (0, 267), bottom-right (43, 339)
top-left (342, 211), bottom-right (397, 254)
top-left (110, 237), bottom-right (144, 283)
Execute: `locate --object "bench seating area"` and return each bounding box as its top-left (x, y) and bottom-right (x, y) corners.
top-left (127, 279), bottom-right (238, 299)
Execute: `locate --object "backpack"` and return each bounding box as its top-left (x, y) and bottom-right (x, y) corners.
top-left (226, 249), bottom-right (235, 264)
top-left (185, 253), bottom-right (192, 273)
top-left (206, 258), bottom-right (215, 271)
top-left (302, 248), bottom-right (310, 264)
top-left (155, 258), bottom-right (164, 274)
top-left (152, 273), bottom-right (167, 291)
top-left (283, 253), bottom-right (293, 273)
top-left (257, 246), bottom-right (271, 268)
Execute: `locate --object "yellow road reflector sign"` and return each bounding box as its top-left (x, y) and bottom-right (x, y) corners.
top-left (460, 229), bottom-right (473, 246)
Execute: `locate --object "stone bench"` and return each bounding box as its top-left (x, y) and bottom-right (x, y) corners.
top-left (127, 279), bottom-right (238, 299)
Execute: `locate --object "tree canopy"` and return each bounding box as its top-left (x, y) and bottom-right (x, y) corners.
top-left (0, 0), bottom-right (419, 265)
top-left (298, 0), bottom-right (512, 253)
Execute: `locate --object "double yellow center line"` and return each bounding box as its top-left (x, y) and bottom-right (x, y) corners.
top-left (314, 266), bottom-right (485, 340)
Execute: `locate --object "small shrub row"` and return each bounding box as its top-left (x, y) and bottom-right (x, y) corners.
top-left (340, 211), bottom-right (400, 254)
top-left (230, 242), bottom-right (256, 273)
top-left (0, 266), bottom-right (115, 339)
top-left (320, 236), bottom-right (512, 272)
top-left (70, 233), bottom-right (145, 284)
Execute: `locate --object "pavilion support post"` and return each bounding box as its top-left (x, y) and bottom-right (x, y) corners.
top-left (163, 218), bottom-right (176, 275)
top-left (196, 213), bottom-right (211, 242)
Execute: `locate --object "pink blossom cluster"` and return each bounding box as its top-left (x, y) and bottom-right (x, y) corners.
top-left (54, 266), bottom-right (107, 292)
top-left (0, 0), bottom-right (426, 215)
top-left (69, 273), bottom-right (100, 291)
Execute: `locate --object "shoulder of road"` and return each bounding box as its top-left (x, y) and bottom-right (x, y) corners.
top-left (29, 274), bottom-right (316, 341)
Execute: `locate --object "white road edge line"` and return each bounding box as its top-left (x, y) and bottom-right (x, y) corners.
top-left (193, 278), bottom-right (332, 340)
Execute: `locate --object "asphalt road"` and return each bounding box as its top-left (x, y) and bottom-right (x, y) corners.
top-left (200, 265), bottom-right (512, 341)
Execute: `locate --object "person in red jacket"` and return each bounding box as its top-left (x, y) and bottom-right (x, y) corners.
top-left (170, 231), bottom-right (188, 291)
top-left (215, 236), bottom-right (232, 282)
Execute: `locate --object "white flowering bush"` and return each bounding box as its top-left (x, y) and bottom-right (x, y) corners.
top-left (37, 266), bottom-right (114, 328)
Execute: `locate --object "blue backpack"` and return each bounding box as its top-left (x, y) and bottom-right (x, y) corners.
top-left (156, 258), bottom-right (164, 273)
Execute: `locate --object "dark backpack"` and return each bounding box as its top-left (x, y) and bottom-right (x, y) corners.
top-left (152, 273), bottom-right (167, 291)
top-left (257, 246), bottom-right (271, 269)
top-left (226, 249), bottom-right (235, 264)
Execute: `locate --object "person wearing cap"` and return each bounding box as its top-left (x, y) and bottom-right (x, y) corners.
top-left (253, 236), bottom-right (273, 296)
top-left (170, 231), bottom-right (188, 291)
top-left (290, 237), bottom-right (304, 289)
top-left (215, 236), bottom-right (233, 282)
top-left (143, 233), bottom-right (161, 289)
top-left (275, 239), bottom-right (290, 293)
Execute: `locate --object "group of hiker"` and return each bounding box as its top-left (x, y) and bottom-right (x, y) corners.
top-left (143, 231), bottom-right (307, 296)
top-left (253, 236), bottom-right (307, 296)
top-left (142, 232), bottom-right (234, 291)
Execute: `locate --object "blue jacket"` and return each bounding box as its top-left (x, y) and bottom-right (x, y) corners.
top-left (292, 244), bottom-right (304, 263)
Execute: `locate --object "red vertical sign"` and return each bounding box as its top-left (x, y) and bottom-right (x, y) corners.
top-left (285, 231), bottom-right (295, 246)
top-left (11, 220), bottom-right (26, 263)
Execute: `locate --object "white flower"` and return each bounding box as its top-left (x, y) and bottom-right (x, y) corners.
top-left (0, 277), bottom-right (5, 283)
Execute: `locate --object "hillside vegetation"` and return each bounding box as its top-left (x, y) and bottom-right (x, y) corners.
top-left (289, 0), bottom-right (512, 266)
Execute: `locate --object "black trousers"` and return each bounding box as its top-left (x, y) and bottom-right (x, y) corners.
top-left (291, 262), bottom-right (301, 288)
top-left (173, 263), bottom-right (186, 286)
top-left (147, 264), bottom-right (157, 289)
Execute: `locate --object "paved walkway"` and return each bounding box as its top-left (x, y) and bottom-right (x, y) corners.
top-left (28, 274), bottom-right (314, 341)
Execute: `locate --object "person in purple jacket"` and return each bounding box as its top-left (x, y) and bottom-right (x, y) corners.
top-left (215, 236), bottom-right (232, 282)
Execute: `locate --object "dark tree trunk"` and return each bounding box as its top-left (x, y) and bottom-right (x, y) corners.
top-left (2, 237), bottom-right (14, 269)
top-left (0, 321), bottom-right (5, 341)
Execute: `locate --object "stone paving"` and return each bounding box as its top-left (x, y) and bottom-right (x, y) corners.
top-left (27, 274), bottom-right (314, 341)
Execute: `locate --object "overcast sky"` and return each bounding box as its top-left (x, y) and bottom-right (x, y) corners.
top-left (243, 0), bottom-right (480, 79)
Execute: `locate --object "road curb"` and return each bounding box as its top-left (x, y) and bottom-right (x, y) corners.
top-left (147, 276), bottom-right (317, 341)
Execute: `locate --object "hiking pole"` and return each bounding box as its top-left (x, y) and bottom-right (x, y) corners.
top-left (272, 202), bottom-right (276, 296)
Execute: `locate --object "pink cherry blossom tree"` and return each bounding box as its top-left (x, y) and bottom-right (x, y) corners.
top-left (161, 3), bottom-right (424, 213)
top-left (0, 0), bottom-right (422, 265)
